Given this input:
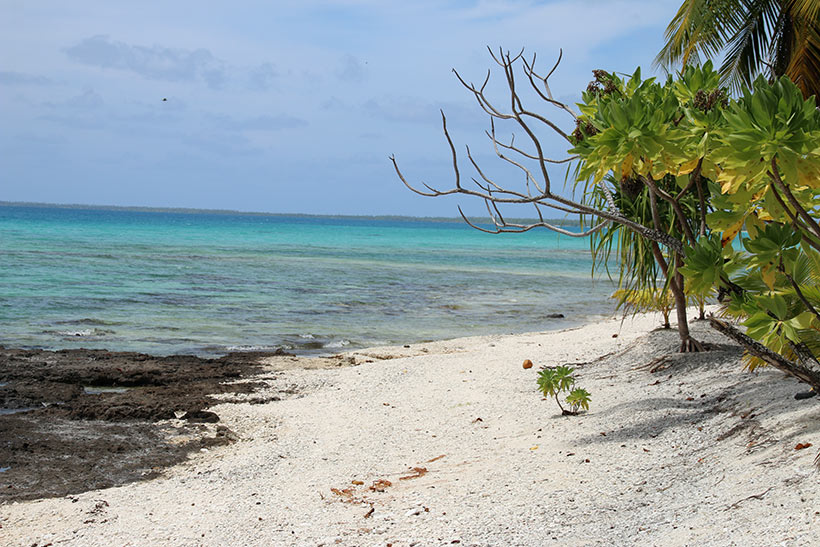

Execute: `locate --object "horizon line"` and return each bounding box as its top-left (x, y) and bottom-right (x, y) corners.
top-left (0, 200), bottom-right (582, 226)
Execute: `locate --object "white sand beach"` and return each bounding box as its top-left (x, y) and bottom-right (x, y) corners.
top-left (2, 313), bottom-right (819, 546)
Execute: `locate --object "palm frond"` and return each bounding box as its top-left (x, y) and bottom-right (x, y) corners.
top-left (785, 0), bottom-right (820, 20)
top-left (783, 16), bottom-right (820, 97)
top-left (719, 0), bottom-right (780, 94)
top-left (655, 0), bottom-right (748, 71)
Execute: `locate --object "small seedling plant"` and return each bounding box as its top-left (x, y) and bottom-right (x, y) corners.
top-left (537, 365), bottom-right (591, 416)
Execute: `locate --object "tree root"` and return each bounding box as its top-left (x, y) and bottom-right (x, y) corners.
top-left (679, 336), bottom-right (704, 353)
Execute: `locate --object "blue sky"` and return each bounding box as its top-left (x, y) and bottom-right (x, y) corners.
top-left (1, 0), bottom-right (682, 217)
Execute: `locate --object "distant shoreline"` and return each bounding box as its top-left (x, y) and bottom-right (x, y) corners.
top-left (0, 200), bottom-right (581, 227)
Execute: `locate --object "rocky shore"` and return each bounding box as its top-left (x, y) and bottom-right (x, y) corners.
top-left (0, 347), bottom-right (288, 501)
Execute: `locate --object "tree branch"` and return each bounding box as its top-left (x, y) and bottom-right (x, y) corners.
top-left (709, 316), bottom-right (820, 391)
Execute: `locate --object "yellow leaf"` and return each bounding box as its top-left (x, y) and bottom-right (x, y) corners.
top-left (530, 445), bottom-right (539, 451)
top-left (621, 154), bottom-right (634, 177)
top-left (721, 216), bottom-right (746, 247)
top-left (761, 265), bottom-right (776, 290)
top-left (677, 157), bottom-right (700, 175)
top-left (718, 170), bottom-right (745, 194)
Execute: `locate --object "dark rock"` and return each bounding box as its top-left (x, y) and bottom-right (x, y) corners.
top-left (0, 346), bottom-right (279, 502)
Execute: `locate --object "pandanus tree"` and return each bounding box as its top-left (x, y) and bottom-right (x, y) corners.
top-left (392, 50), bottom-right (705, 353)
top-left (393, 50), bottom-right (820, 399)
top-left (656, 0), bottom-right (820, 98)
top-left (569, 65), bottom-right (729, 352)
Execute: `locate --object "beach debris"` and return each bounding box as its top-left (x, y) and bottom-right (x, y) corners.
top-left (426, 454), bottom-right (446, 463)
top-left (369, 479), bottom-right (392, 492)
top-left (530, 445), bottom-right (539, 451)
top-left (329, 487), bottom-right (363, 504)
top-left (471, 417), bottom-right (483, 423)
top-left (522, 359), bottom-right (533, 369)
top-left (794, 442), bottom-right (813, 450)
top-left (364, 505), bottom-right (375, 518)
top-left (88, 499), bottom-right (109, 514)
top-left (330, 487), bottom-right (352, 498)
top-left (724, 487), bottom-right (774, 510)
top-left (399, 467), bottom-right (427, 480)
top-left (351, 479), bottom-right (364, 485)
top-left (405, 506), bottom-right (430, 517)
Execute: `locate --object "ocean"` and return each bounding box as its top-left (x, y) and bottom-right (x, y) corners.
top-left (0, 204), bottom-right (616, 356)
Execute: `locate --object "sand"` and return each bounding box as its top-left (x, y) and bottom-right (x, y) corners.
top-left (2, 312), bottom-right (819, 546)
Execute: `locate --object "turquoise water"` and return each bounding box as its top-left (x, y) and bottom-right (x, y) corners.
top-left (0, 205), bottom-right (616, 356)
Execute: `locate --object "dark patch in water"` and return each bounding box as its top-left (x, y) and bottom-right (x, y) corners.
top-left (54, 318), bottom-right (124, 326)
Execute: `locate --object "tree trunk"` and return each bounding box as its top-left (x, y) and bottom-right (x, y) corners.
top-left (709, 317), bottom-right (820, 392)
top-left (648, 242), bottom-right (703, 352)
top-left (669, 271), bottom-right (702, 352)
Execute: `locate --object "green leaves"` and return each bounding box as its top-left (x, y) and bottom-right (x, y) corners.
top-left (715, 75), bottom-right (820, 197)
top-left (680, 234), bottom-right (725, 295)
top-left (537, 365), bottom-right (575, 398)
top-left (743, 301), bottom-right (816, 349)
top-left (566, 388), bottom-right (591, 413)
top-left (572, 64), bottom-right (734, 186)
top-left (536, 365), bottom-right (591, 416)
top-left (573, 63), bottom-right (820, 376)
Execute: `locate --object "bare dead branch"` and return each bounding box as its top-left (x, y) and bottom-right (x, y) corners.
top-left (466, 146), bottom-right (505, 193)
top-left (457, 205), bottom-right (608, 236)
top-left (487, 129), bottom-right (577, 163)
top-left (391, 47), bottom-right (687, 255)
top-left (519, 109), bottom-right (571, 141)
top-left (452, 68), bottom-right (512, 120)
top-left (441, 111), bottom-right (460, 189)
top-left (487, 122), bottom-right (544, 195)
top-left (522, 50), bottom-right (578, 119)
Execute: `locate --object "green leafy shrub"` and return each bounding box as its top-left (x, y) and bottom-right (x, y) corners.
top-left (537, 365), bottom-right (591, 416)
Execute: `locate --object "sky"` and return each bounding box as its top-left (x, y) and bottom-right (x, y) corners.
top-left (1, 0), bottom-right (683, 217)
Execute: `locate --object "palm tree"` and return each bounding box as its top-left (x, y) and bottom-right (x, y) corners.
top-left (655, 0), bottom-right (820, 98)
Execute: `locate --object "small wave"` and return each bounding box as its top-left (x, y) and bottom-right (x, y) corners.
top-left (55, 328), bottom-right (114, 338)
top-left (225, 344), bottom-right (287, 352)
top-left (324, 339), bottom-right (352, 349)
top-left (298, 333), bottom-right (315, 339)
top-left (58, 329), bottom-right (93, 337)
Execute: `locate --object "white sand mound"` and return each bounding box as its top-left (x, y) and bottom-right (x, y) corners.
top-left (3, 313), bottom-right (819, 546)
